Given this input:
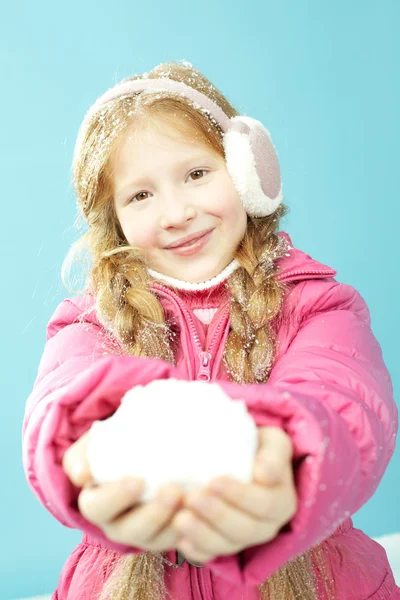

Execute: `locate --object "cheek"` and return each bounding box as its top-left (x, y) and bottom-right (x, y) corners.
top-left (223, 196), bottom-right (247, 232)
top-left (217, 176), bottom-right (246, 227)
top-left (125, 223), bottom-right (154, 249)
top-left (229, 203), bottom-right (247, 244)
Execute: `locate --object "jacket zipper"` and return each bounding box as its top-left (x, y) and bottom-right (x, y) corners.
top-left (165, 291), bottom-right (229, 381)
top-left (152, 282), bottom-right (230, 382)
top-left (192, 305), bottom-right (230, 381)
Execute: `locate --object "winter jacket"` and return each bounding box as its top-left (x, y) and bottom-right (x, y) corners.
top-left (22, 231), bottom-right (400, 599)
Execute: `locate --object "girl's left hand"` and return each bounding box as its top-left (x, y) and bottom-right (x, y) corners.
top-left (172, 426), bottom-right (297, 564)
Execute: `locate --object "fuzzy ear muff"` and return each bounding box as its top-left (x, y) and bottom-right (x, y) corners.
top-left (223, 116), bottom-right (283, 217)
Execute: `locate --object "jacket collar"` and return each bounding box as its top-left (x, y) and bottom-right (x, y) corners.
top-left (274, 231), bottom-right (337, 282)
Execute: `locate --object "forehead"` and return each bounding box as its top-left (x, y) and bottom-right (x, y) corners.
top-left (113, 114), bottom-right (221, 165)
top-left (116, 118), bottom-right (213, 159)
top-left (110, 119), bottom-right (223, 198)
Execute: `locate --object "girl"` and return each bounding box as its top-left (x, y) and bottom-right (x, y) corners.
top-left (22, 60), bottom-right (399, 600)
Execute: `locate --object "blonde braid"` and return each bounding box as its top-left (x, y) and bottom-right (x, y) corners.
top-left (223, 220), bottom-right (290, 384)
top-left (93, 255), bottom-right (176, 364)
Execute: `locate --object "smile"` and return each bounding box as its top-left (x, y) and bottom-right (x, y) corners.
top-left (166, 229), bottom-right (213, 256)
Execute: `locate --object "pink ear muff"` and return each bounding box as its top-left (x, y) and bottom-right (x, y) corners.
top-left (223, 115), bottom-right (283, 217)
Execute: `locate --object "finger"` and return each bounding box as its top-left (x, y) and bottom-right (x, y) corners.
top-left (204, 477), bottom-right (280, 521)
top-left (103, 485), bottom-right (184, 546)
top-left (254, 427), bottom-right (293, 486)
top-left (144, 518), bottom-right (181, 551)
top-left (253, 456), bottom-right (285, 487)
top-left (181, 491), bottom-right (276, 548)
top-left (174, 508), bottom-right (235, 562)
top-left (177, 538), bottom-right (211, 565)
top-left (62, 431), bottom-right (92, 487)
top-left (78, 477), bottom-right (145, 525)
top-left (258, 427), bottom-right (293, 462)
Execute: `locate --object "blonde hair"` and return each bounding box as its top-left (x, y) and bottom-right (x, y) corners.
top-left (64, 60), bottom-right (336, 599)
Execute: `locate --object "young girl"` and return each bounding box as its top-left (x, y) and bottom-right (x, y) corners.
top-left (22, 60), bottom-right (399, 600)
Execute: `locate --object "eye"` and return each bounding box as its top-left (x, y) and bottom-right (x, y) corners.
top-left (188, 168), bottom-right (208, 181)
top-left (127, 169), bottom-right (209, 204)
top-left (129, 191), bottom-right (150, 204)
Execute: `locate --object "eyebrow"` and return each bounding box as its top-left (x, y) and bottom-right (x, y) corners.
top-left (115, 153), bottom-right (215, 199)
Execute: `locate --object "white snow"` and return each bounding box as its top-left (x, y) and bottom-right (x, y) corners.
top-left (86, 378), bottom-right (258, 501)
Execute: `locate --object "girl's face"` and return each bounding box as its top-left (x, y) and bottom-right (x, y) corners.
top-left (111, 121), bottom-right (247, 283)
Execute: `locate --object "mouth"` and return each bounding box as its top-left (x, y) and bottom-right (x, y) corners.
top-left (165, 229), bottom-right (214, 256)
top-left (165, 228), bottom-right (214, 250)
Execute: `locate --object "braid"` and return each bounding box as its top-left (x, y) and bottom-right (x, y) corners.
top-left (224, 227), bottom-right (291, 384)
top-left (93, 256), bottom-right (176, 363)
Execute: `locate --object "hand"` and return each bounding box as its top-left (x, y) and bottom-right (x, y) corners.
top-left (171, 427), bottom-right (297, 565)
top-left (62, 430), bottom-right (186, 552)
top-left (62, 426), bottom-right (297, 560)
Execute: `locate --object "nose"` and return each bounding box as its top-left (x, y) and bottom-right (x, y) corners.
top-left (158, 188), bottom-right (196, 229)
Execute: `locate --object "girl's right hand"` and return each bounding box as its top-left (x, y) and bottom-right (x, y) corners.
top-left (78, 478), bottom-right (185, 551)
top-left (62, 430), bottom-right (185, 551)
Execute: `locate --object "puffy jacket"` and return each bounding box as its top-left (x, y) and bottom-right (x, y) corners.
top-left (22, 231), bottom-right (400, 599)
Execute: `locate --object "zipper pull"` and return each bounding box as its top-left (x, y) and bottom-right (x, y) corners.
top-left (197, 351), bottom-right (212, 381)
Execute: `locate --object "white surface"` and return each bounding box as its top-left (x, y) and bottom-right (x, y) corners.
top-left (12, 532), bottom-right (400, 598)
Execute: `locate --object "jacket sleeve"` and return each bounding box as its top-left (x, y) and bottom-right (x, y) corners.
top-left (205, 278), bottom-right (398, 589)
top-left (22, 297), bottom-right (184, 554)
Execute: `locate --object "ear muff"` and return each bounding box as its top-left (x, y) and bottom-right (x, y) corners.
top-left (223, 115), bottom-right (283, 217)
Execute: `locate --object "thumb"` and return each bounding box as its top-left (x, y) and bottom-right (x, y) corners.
top-left (62, 429), bottom-right (93, 487)
top-left (253, 426), bottom-right (285, 486)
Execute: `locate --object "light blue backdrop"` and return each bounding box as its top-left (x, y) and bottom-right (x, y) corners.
top-left (2, 1), bottom-right (399, 598)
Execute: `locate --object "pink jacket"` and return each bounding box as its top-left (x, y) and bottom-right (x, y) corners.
top-left (22, 231), bottom-right (400, 599)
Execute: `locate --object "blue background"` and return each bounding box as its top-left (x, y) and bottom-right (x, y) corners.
top-left (2, 1), bottom-right (399, 598)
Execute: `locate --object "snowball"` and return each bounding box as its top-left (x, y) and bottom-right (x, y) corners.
top-left (86, 378), bottom-right (258, 502)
